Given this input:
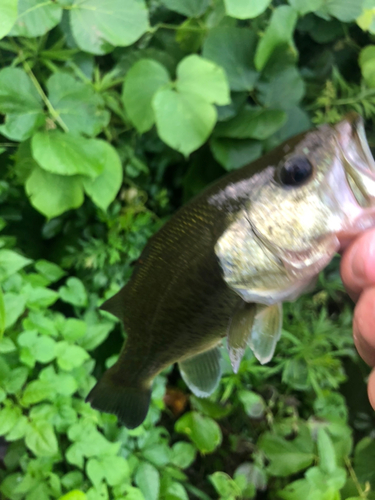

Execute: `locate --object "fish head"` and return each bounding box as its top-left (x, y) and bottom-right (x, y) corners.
top-left (248, 113), bottom-right (375, 278)
top-left (216, 113), bottom-right (375, 305)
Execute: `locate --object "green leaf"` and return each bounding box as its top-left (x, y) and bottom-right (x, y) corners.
top-left (318, 428), bottom-right (337, 474)
top-left (58, 491), bottom-right (87, 500)
top-left (122, 59), bottom-right (171, 133)
top-left (9, 0), bottom-right (62, 37)
top-left (255, 6), bottom-right (298, 71)
top-left (25, 419), bottom-right (58, 457)
top-left (171, 442), bottom-right (197, 469)
top-left (257, 66), bottom-right (305, 110)
top-left (59, 277), bottom-right (88, 307)
top-left (0, 0), bottom-right (18, 40)
top-left (153, 89), bottom-right (216, 156)
top-left (210, 137), bottom-right (262, 171)
top-left (288, 0), bottom-right (324, 15)
top-left (359, 45), bottom-right (375, 88)
top-left (6, 415), bottom-right (28, 441)
top-left (258, 426), bottom-right (314, 477)
top-left (354, 437), bottom-right (375, 486)
top-left (215, 107), bottom-right (286, 139)
top-left (176, 55), bottom-right (230, 105)
top-left (4, 293), bottom-right (26, 328)
top-left (203, 27), bottom-right (258, 91)
top-left (238, 390), bottom-right (266, 418)
top-left (209, 472), bottom-right (242, 498)
top-left (86, 455), bottom-right (129, 487)
top-left (47, 73), bottom-right (109, 137)
top-left (224, 0), bottom-right (271, 19)
top-left (175, 412), bottom-right (222, 454)
top-left (0, 249), bottom-right (32, 281)
top-left (0, 406), bottom-right (20, 435)
top-left (0, 67), bottom-right (44, 140)
top-left (0, 287), bottom-right (5, 341)
top-left (35, 260), bottom-right (66, 283)
top-left (79, 321), bottom-right (114, 351)
top-left (31, 131), bottom-right (105, 177)
top-left (159, 0), bottom-right (209, 17)
top-left (26, 167), bottom-right (84, 218)
top-left (69, 0), bottom-right (149, 55)
top-left (135, 462), bottom-right (160, 500)
top-left (317, 0), bottom-right (364, 22)
top-left (25, 285), bottom-right (59, 309)
top-left (3, 367), bottom-right (28, 394)
top-left (21, 379), bottom-right (54, 405)
top-left (82, 142), bottom-right (123, 210)
top-left (56, 341), bottom-right (89, 371)
top-left (60, 318), bottom-right (87, 342)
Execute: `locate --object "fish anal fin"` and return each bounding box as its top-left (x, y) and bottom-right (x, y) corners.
top-left (227, 301), bottom-right (256, 373)
top-left (178, 346), bottom-right (222, 398)
top-left (100, 286), bottom-right (127, 322)
top-left (248, 303), bottom-right (283, 365)
top-left (86, 367), bottom-right (151, 429)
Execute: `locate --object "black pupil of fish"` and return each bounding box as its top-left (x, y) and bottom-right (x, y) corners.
top-left (279, 157), bottom-right (313, 186)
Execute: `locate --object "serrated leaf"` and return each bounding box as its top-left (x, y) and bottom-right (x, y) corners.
top-left (176, 55), bottom-right (230, 105)
top-left (122, 59), bottom-right (170, 133)
top-left (171, 442), bottom-right (196, 469)
top-left (0, 406), bottom-right (20, 435)
top-left (56, 341), bottom-right (89, 371)
top-left (317, 0), bottom-right (364, 22)
top-left (78, 321), bottom-right (113, 351)
top-left (257, 66), bottom-right (305, 110)
top-left (69, 0), bottom-right (149, 55)
top-left (224, 0), bottom-right (271, 19)
top-left (82, 142), bottom-right (123, 210)
top-left (288, 0), bottom-right (324, 15)
top-left (4, 293), bottom-right (26, 328)
top-left (135, 462), bottom-right (160, 500)
top-left (21, 379), bottom-right (54, 405)
top-left (210, 137), bottom-right (262, 171)
top-left (3, 367), bottom-right (28, 394)
top-left (215, 107), bottom-right (286, 139)
top-left (87, 455), bottom-right (129, 487)
top-left (59, 277), bottom-right (88, 307)
top-left (9, 0), bottom-right (62, 37)
top-left (160, 0), bottom-right (209, 17)
top-left (25, 419), bottom-right (58, 456)
top-left (47, 73), bottom-right (109, 137)
top-left (18, 330), bottom-right (57, 363)
top-left (0, 0), bottom-right (18, 40)
top-left (0, 287), bottom-right (4, 341)
top-left (255, 6), bottom-right (298, 71)
top-left (175, 412), bottom-right (222, 454)
top-left (31, 131), bottom-right (105, 177)
top-left (0, 249), bottom-right (32, 281)
top-left (153, 88), bottom-right (216, 156)
top-left (35, 260), bottom-right (66, 283)
top-left (203, 27), bottom-right (258, 91)
top-left (209, 472), bottom-right (242, 498)
top-left (26, 167), bottom-right (84, 218)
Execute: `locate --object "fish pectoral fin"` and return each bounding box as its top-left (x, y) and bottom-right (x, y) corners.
top-left (248, 303), bottom-right (283, 365)
top-left (227, 301), bottom-right (256, 373)
top-left (86, 368), bottom-right (151, 429)
top-left (178, 346), bottom-right (222, 398)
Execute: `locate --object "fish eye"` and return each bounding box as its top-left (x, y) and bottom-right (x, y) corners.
top-left (278, 157), bottom-right (313, 186)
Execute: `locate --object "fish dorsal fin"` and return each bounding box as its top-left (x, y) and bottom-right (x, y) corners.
top-left (178, 346), bottom-right (222, 398)
top-left (227, 301), bottom-right (256, 373)
top-left (100, 286), bottom-right (127, 322)
top-left (248, 303), bottom-right (283, 365)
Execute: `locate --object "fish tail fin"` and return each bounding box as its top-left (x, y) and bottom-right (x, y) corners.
top-left (86, 368), bottom-right (151, 429)
top-left (100, 286), bottom-right (129, 323)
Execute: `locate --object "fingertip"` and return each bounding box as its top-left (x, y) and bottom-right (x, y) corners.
top-left (353, 287), bottom-right (375, 367)
top-left (368, 368), bottom-right (375, 411)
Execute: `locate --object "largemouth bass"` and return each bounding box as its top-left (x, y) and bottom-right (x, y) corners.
top-left (87, 113), bottom-right (375, 429)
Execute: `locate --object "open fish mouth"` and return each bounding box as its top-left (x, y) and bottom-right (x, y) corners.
top-left (335, 113), bottom-right (375, 248)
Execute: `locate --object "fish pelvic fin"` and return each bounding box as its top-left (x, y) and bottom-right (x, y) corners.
top-left (178, 345), bottom-right (222, 398)
top-left (86, 368), bottom-right (151, 429)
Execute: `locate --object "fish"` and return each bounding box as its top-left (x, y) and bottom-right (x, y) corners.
top-left (86, 113), bottom-right (375, 429)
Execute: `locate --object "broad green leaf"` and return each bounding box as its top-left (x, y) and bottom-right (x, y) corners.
top-left (203, 27), bottom-right (258, 91)
top-left (4, 293), bottom-right (26, 328)
top-left (209, 472), bottom-right (242, 498)
top-left (0, 287), bottom-right (5, 340)
top-left (288, 0), bottom-right (324, 14)
top-left (58, 491), bottom-right (87, 500)
top-left (86, 455), bottom-right (129, 487)
top-left (6, 415), bottom-right (28, 441)
top-left (318, 429), bottom-right (337, 474)
top-left (0, 112), bottom-right (45, 142)
top-left (255, 6), bottom-right (298, 71)
top-left (35, 260), bottom-right (66, 283)
top-left (122, 59), bottom-right (171, 133)
top-left (354, 437), bottom-right (375, 485)
top-left (175, 411), bottom-right (222, 454)
top-left (31, 131), bottom-right (105, 177)
top-left (224, 0), bottom-right (271, 19)
top-left (59, 277), bottom-right (88, 307)
top-left (0, 249), bottom-right (32, 281)
top-left (317, 0), bottom-right (364, 22)
top-left (0, 406), bottom-right (20, 435)
top-left (3, 367), bottom-right (28, 394)
top-left (359, 45), bottom-right (375, 88)
top-left (69, 0), bottom-right (149, 55)
top-left (17, 330), bottom-right (57, 363)
top-left (0, 337), bottom-right (16, 353)
top-left (257, 66), bottom-right (305, 110)
top-left (25, 420), bottom-right (58, 457)
top-left (171, 442), bottom-right (197, 469)
top-left (215, 107), bottom-right (286, 139)
top-left (278, 478), bottom-right (311, 500)
top-left (176, 55), bottom-right (230, 105)
top-left (78, 321), bottom-right (114, 351)
top-left (153, 89), bottom-right (217, 156)
top-left (26, 167), bottom-right (84, 218)
top-left (82, 141), bottom-right (123, 210)
top-left (0, 0), bottom-right (18, 39)
top-left (210, 137), bottom-right (262, 171)
top-left (56, 341), bottom-right (89, 371)
top-left (357, 2), bottom-right (375, 33)
top-left (9, 0), bottom-right (62, 37)
top-left (160, 0), bottom-right (209, 17)
top-left (135, 462), bottom-right (160, 500)
top-left (25, 285), bottom-right (59, 309)
top-left (60, 318), bottom-right (87, 342)
top-left (21, 379), bottom-right (54, 405)
top-left (258, 426), bottom-right (314, 476)
top-left (61, 472), bottom-right (85, 491)
top-left (47, 73), bottom-right (109, 137)
top-left (238, 390), bottom-right (266, 418)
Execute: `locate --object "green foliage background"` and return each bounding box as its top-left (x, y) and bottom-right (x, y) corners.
top-left (1, 0), bottom-right (375, 499)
